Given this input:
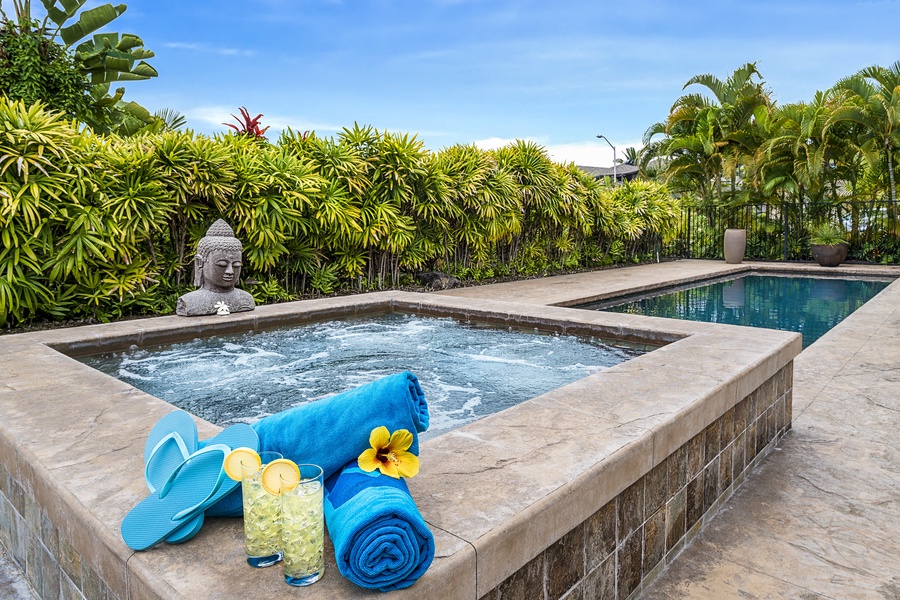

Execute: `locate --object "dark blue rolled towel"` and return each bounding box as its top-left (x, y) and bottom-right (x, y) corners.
top-left (325, 464), bottom-right (434, 591)
top-left (206, 371), bottom-right (429, 517)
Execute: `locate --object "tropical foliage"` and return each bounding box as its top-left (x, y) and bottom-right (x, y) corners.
top-left (808, 223), bottom-right (848, 246)
top-left (643, 62), bottom-right (772, 210)
top-left (0, 99), bottom-right (678, 327)
top-left (224, 107), bottom-right (270, 139)
top-left (4, 54), bottom-right (898, 329)
top-left (0, 16), bottom-right (88, 119)
top-left (0, 0), bottom-right (158, 134)
top-left (645, 61), bottom-right (900, 262)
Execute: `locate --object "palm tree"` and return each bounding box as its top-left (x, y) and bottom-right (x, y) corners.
top-left (643, 115), bottom-right (719, 205)
top-left (645, 63), bottom-right (772, 210)
top-left (754, 94), bottom-right (838, 258)
top-left (828, 61), bottom-right (900, 205)
top-left (759, 93), bottom-right (836, 205)
top-left (623, 146), bottom-right (640, 166)
top-left (154, 108), bottom-right (187, 131)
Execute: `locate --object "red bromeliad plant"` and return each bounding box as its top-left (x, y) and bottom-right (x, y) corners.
top-left (224, 107), bottom-right (270, 138)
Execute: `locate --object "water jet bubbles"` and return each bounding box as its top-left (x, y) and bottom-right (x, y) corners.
top-left (128, 344), bottom-right (139, 352)
top-left (81, 312), bottom-right (646, 434)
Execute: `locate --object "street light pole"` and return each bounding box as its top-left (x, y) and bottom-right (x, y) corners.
top-left (596, 134), bottom-right (616, 186)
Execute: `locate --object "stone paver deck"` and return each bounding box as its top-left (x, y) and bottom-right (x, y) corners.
top-left (1, 548), bottom-right (37, 600)
top-left (442, 259), bottom-right (900, 599)
top-left (3, 258), bottom-right (898, 599)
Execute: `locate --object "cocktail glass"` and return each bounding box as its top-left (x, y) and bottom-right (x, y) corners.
top-left (281, 464), bottom-right (325, 586)
top-left (241, 451), bottom-right (284, 567)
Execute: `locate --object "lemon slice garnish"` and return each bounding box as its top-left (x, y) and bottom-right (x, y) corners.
top-left (223, 447), bottom-right (261, 481)
top-left (260, 459), bottom-right (301, 494)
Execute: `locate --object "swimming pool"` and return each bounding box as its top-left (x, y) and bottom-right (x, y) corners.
top-left (579, 273), bottom-right (892, 348)
top-left (79, 312), bottom-right (647, 439)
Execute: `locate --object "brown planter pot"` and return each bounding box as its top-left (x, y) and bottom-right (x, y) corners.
top-left (724, 229), bottom-right (747, 264)
top-left (811, 243), bottom-right (848, 267)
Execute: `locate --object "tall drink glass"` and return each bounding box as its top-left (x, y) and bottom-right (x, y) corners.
top-left (281, 464), bottom-right (325, 586)
top-left (241, 451), bottom-right (284, 567)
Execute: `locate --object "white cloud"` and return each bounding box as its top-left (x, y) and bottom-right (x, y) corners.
top-left (546, 143), bottom-right (613, 167)
top-left (163, 42), bottom-right (255, 57)
top-left (163, 42), bottom-right (202, 51)
top-left (473, 137), bottom-right (644, 168)
top-left (473, 137), bottom-right (520, 150)
top-left (187, 106), bottom-right (243, 129)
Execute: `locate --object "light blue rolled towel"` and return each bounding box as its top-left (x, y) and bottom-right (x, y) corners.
top-left (207, 371), bottom-right (429, 517)
top-left (325, 464), bottom-right (434, 591)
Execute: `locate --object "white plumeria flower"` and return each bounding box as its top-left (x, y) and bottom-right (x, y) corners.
top-left (214, 301), bottom-right (231, 315)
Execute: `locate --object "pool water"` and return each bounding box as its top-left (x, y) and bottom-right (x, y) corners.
top-left (81, 313), bottom-right (646, 439)
top-left (583, 274), bottom-right (892, 349)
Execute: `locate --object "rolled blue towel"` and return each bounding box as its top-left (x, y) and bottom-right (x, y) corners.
top-left (207, 371), bottom-right (429, 517)
top-left (325, 464), bottom-right (435, 591)
top-left (254, 371), bottom-right (429, 474)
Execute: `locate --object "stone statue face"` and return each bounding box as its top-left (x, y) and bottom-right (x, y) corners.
top-left (201, 249), bottom-right (243, 293)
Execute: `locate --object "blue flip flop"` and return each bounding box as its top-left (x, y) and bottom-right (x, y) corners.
top-left (143, 410), bottom-right (203, 544)
top-left (199, 423), bottom-right (260, 518)
top-left (122, 444), bottom-right (232, 551)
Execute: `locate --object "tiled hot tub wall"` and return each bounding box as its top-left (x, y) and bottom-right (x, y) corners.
top-left (478, 363), bottom-right (793, 600)
top-left (0, 465), bottom-right (102, 599)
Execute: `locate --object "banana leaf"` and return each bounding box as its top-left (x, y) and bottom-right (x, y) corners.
top-left (85, 61), bottom-right (157, 85)
top-left (89, 85), bottom-right (124, 107)
top-left (40, 0), bottom-right (88, 27)
top-left (116, 34), bottom-right (143, 51)
top-left (75, 33), bottom-right (158, 84)
top-left (60, 4), bottom-right (127, 47)
top-left (118, 99), bottom-right (153, 124)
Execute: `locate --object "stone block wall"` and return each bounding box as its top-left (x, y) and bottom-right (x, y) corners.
top-left (479, 362), bottom-right (793, 600)
top-left (0, 460), bottom-right (117, 600)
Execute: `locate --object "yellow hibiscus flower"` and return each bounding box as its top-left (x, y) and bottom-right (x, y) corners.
top-left (358, 426), bottom-right (420, 479)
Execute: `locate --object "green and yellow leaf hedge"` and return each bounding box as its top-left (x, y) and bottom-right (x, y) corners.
top-left (0, 100), bottom-right (679, 327)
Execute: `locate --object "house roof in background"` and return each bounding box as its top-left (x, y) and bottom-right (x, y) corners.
top-left (577, 164), bottom-right (640, 179)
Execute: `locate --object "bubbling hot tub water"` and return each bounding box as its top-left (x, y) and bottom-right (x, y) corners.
top-left (81, 313), bottom-right (646, 439)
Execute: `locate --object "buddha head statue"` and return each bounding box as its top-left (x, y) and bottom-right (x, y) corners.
top-left (193, 219), bottom-right (244, 293)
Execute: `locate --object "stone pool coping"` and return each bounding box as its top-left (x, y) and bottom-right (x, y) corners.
top-left (0, 267), bottom-right (803, 599)
top-left (437, 258), bottom-right (900, 308)
top-left (639, 262), bottom-right (900, 597)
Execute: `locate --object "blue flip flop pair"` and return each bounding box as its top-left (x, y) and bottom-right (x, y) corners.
top-left (121, 410), bottom-right (258, 551)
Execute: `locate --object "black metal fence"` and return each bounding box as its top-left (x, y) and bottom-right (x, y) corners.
top-left (662, 200), bottom-right (900, 264)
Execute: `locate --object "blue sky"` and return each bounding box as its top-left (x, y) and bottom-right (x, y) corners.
top-left (56, 0), bottom-right (900, 165)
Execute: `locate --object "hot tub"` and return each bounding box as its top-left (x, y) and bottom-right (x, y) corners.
top-left (0, 290), bottom-right (800, 599)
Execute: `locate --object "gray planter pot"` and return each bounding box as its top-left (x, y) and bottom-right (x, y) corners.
top-left (811, 243), bottom-right (848, 267)
top-left (724, 229), bottom-right (747, 264)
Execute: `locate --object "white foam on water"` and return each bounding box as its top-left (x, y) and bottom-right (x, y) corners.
top-left (457, 352), bottom-right (547, 369)
top-left (231, 346), bottom-right (286, 367)
top-left (81, 313), bottom-right (646, 431)
top-left (432, 382), bottom-right (480, 394)
top-left (559, 363), bottom-right (607, 374)
top-left (117, 367), bottom-right (153, 381)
